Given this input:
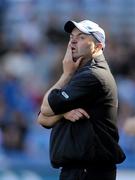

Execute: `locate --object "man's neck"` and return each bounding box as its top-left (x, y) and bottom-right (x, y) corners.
top-left (78, 57), bottom-right (91, 68)
top-left (77, 50), bottom-right (104, 68)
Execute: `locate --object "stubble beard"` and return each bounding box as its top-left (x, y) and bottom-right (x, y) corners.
top-left (72, 51), bottom-right (82, 62)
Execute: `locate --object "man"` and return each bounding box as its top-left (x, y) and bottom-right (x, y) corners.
top-left (37, 20), bottom-right (126, 180)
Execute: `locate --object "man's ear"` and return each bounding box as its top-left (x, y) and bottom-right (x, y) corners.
top-left (92, 43), bottom-right (103, 57)
top-left (95, 43), bottom-right (103, 51)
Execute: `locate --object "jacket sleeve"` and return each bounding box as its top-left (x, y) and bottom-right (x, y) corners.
top-left (48, 72), bottom-right (100, 115)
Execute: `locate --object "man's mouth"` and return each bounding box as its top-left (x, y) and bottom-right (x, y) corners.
top-left (71, 47), bottom-right (76, 52)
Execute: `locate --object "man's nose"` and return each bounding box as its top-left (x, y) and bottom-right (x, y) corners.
top-left (71, 38), bottom-right (77, 44)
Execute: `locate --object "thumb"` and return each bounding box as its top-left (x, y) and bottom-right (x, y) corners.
top-left (75, 57), bottom-right (83, 67)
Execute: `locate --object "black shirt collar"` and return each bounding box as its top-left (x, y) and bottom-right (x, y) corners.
top-left (77, 53), bottom-right (107, 72)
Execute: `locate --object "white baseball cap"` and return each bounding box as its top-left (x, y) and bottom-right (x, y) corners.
top-left (64, 20), bottom-right (105, 48)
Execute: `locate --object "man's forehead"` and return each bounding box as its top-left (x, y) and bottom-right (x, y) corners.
top-left (70, 28), bottom-right (88, 36)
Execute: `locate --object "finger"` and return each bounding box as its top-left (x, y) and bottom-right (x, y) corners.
top-left (68, 116), bottom-right (78, 122)
top-left (78, 108), bottom-right (90, 119)
top-left (70, 118), bottom-right (77, 122)
top-left (64, 115), bottom-right (75, 122)
top-left (74, 57), bottom-right (83, 67)
top-left (68, 40), bottom-right (71, 47)
top-left (64, 110), bottom-right (77, 120)
top-left (72, 114), bottom-right (80, 121)
top-left (74, 110), bottom-right (84, 118)
top-left (64, 46), bottom-right (72, 61)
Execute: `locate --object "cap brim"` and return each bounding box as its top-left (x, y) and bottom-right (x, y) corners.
top-left (64, 21), bottom-right (77, 33)
top-left (64, 20), bottom-right (90, 34)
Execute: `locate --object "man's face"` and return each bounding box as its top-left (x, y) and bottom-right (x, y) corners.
top-left (70, 28), bottom-right (96, 61)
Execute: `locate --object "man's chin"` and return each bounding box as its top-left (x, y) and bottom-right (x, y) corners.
top-left (72, 55), bottom-right (80, 62)
top-left (73, 55), bottom-right (83, 62)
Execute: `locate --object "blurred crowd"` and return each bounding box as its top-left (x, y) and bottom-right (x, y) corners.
top-left (0, 0), bottom-right (135, 169)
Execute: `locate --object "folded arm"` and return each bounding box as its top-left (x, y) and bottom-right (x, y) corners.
top-left (37, 112), bottom-right (62, 129)
top-left (37, 108), bottom-right (90, 129)
top-left (38, 42), bottom-right (86, 127)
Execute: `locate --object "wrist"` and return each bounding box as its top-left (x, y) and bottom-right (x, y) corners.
top-left (61, 73), bottom-right (72, 82)
top-left (62, 72), bottom-right (73, 79)
top-left (55, 73), bottom-right (72, 89)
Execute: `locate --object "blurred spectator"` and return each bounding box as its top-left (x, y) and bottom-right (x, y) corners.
top-left (124, 117), bottom-right (135, 136)
top-left (0, 31), bottom-right (9, 57)
top-left (1, 110), bottom-right (28, 152)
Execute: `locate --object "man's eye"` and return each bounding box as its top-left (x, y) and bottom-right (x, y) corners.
top-left (80, 36), bottom-right (85, 39)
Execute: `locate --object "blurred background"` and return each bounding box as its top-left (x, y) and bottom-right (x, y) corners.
top-left (0, 0), bottom-right (135, 179)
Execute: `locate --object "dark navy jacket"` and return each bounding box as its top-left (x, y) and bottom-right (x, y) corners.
top-left (48, 54), bottom-right (126, 169)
